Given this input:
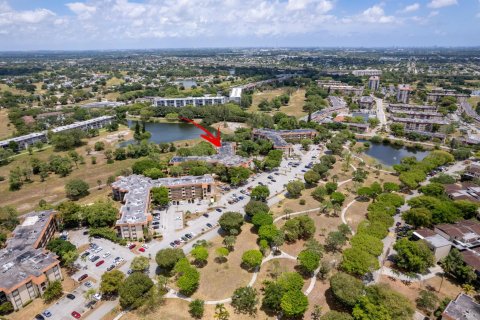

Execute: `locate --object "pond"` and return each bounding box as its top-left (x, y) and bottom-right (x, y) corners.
top-left (178, 79), bottom-right (197, 88)
top-left (121, 120), bottom-right (205, 145)
top-left (359, 140), bottom-right (430, 166)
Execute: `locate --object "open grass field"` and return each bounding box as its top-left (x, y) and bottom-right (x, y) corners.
top-left (0, 109), bottom-right (14, 140)
top-left (250, 88), bottom-right (286, 113)
top-left (0, 83), bottom-right (30, 96)
top-left (468, 96), bottom-right (480, 107)
top-left (249, 88), bottom-right (307, 119)
top-left (0, 126), bottom-right (159, 213)
top-left (106, 77), bottom-right (125, 87)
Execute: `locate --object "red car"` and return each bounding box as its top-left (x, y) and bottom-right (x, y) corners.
top-left (139, 247), bottom-right (145, 252)
top-left (71, 311), bottom-right (81, 319)
top-left (77, 274), bottom-right (88, 281)
top-left (95, 260), bottom-right (105, 267)
top-left (128, 244), bottom-right (136, 250)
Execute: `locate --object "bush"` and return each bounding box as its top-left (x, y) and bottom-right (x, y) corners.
top-left (241, 250), bottom-right (263, 270)
top-left (218, 211), bottom-right (244, 234)
top-left (189, 299), bottom-right (205, 319)
top-left (89, 228), bottom-right (127, 245)
top-left (119, 273), bottom-right (154, 309)
top-left (330, 272), bottom-right (365, 308)
top-left (155, 248), bottom-right (186, 272)
top-left (65, 179), bottom-right (89, 200)
top-left (43, 280), bottom-right (63, 303)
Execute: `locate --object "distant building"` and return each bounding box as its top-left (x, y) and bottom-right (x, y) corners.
top-left (81, 101), bottom-right (125, 108)
top-left (153, 95), bottom-right (227, 108)
top-left (427, 88), bottom-right (469, 104)
top-left (442, 293), bottom-right (480, 320)
top-left (434, 220), bottom-right (480, 250)
top-left (229, 87), bottom-right (243, 103)
top-left (359, 96), bottom-right (375, 109)
top-left (397, 84), bottom-right (411, 103)
top-left (412, 229), bottom-right (452, 262)
top-left (0, 210), bottom-right (62, 311)
top-left (387, 104), bottom-right (449, 132)
top-left (368, 76), bottom-right (380, 91)
top-left (308, 97), bottom-right (348, 122)
top-left (444, 182), bottom-right (480, 203)
top-left (111, 175), bottom-right (215, 239)
top-left (317, 80), bottom-right (364, 97)
top-left (352, 69), bottom-right (382, 77)
top-left (252, 129), bottom-right (317, 156)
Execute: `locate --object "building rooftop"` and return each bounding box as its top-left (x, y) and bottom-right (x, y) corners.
top-left (169, 142), bottom-right (250, 167)
top-left (0, 210), bottom-right (59, 293)
top-left (442, 293), bottom-right (480, 320)
top-left (50, 115), bottom-right (114, 133)
top-left (252, 129), bottom-right (317, 149)
top-left (425, 234), bottom-right (452, 248)
top-left (229, 87), bottom-right (242, 99)
top-left (112, 174), bottom-right (214, 225)
top-left (435, 220), bottom-right (480, 249)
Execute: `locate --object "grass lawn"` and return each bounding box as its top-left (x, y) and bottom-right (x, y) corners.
top-left (0, 83), bottom-right (30, 96)
top-left (0, 126), bottom-right (154, 213)
top-left (0, 108), bottom-right (14, 140)
top-left (249, 88), bottom-right (307, 119)
top-left (249, 88), bottom-right (286, 113)
top-left (468, 96), bottom-right (480, 108)
top-left (106, 77), bottom-right (125, 87)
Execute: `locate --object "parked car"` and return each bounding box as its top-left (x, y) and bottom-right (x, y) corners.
top-left (90, 256), bottom-right (100, 263)
top-left (181, 236), bottom-right (188, 242)
top-left (42, 310), bottom-right (52, 318)
top-left (102, 252), bottom-right (110, 258)
top-left (35, 314), bottom-right (45, 320)
top-left (153, 225), bottom-right (160, 229)
top-left (93, 293), bottom-right (102, 301)
top-left (81, 252), bottom-right (90, 258)
top-left (206, 223), bottom-right (213, 228)
top-left (216, 208), bottom-right (222, 212)
top-left (169, 242), bottom-right (176, 248)
top-left (78, 274), bottom-right (88, 281)
top-left (139, 247), bottom-right (145, 252)
top-left (203, 213), bottom-right (209, 218)
top-left (71, 311), bottom-right (81, 319)
top-left (107, 265), bottom-right (115, 271)
top-left (174, 240), bottom-right (181, 245)
top-left (66, 294), bottom-right (76, 300)
top-left (84, 281), bottom-right (92, 288)
top-left (95, 260), bottom-right (105, 267)
top-left (127, 269), bottom-right (133, 275)
top-left (128, 244), bottom-right (136, 250)
top-left (185, 233), bottom-right (192, 239)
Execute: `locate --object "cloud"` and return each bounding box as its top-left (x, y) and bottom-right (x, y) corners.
top-left (0, 1), bottom-right (55, 26)
top-left (400, 3), bottom-right (420, 13)
top-left (356, 5), bottom-right (395, 23)
top-left (427, 0), bottom-right (457, 9)
top-left (66, 2), bottom-right (96, 19)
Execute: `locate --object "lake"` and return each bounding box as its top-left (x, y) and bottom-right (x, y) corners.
top-left (121, 120), bottom-right (205, 145)
top-left (360, 141), bottom-right (429, 166)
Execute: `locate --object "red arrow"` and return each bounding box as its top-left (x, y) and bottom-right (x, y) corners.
top-left (179, 117), bottom-right (222, 147)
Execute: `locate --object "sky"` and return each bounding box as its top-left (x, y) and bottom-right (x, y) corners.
top-left (0, 0), bottom-right (479, 50)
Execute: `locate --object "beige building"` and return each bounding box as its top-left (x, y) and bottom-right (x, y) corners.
top-left (112, 175), bottom-right (215, 239)
top-left (0, 210), bottom-right (62, 310)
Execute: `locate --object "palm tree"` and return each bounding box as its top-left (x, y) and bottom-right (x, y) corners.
top-left (332, 174), bottom-right (339, 183)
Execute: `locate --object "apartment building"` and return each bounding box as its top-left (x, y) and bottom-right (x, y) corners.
top-left (153, 95), bottom-right (226, 107)
top-left (387, 104), bottom-right (449, 132)
top-left (317, 80), bottom-right (364, 97)
top-left (229, 87), bottom-right (243, 103)
top-left (252, 128), bottom-right (317, 156)
top-left (169, 142), bottom-right (251, 168)
top-left (352, 69), bottom-right (382, 77)
top-left (111, 175), bottom-right (215, 239)
top-left (358, 96), bottom-right (375, 109)
top-left (427, 88), bottom-right (469, 104)
top-left (368, 76), bottom-right (380, 91)
top-left (397, 84), bottom-right (411, 103)
top-left (0, 116), bottom-right (114, 151)
top-left (442, 293), bottom-right (480, 320)
top-left (0, 210), bottom-right (62, 311)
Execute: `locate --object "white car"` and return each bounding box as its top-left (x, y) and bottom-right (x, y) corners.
top-left (93, 293), bottom-right (102, 301)
top-left (94, 247), bottom-right (103, 253)
top-left (102, 252), bottom-right (110, 258)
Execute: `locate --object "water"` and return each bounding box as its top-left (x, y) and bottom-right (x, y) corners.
top-left (179, 80), bottom-right (197, 88)
top-left (121, 120), bottom-right (205, 145)
top-left (360, 140), bottom-right (429, 166)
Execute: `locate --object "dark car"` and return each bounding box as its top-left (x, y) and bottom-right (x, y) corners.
top-left (203, 213), bottom-right (209, 218)
top-left (83, 230), bottom-right (89, 235)
top-left (181, 236), bottom-right (188, 242)
top-left (206, 223), bottom-right (213, 228)
top-left (128, 244), bottom-right (136, 250)
top-left (66, 293), bottom-right (76, 300)
top-left (35, 314), bottom-right (45, 320)
top-left (185, 233), bottom-right (192, 239)
top-left (78, 274), bottom-right (88, 282)
top-left (174, 240), bottom-right (181, 245)
top-left (90, 256), bottom-right (100, 263)
top-left (107, 264), bottom-right (115, 271)
top-left (169, 242), bottom-right (176, 247)
top-left (216, 208), bottom-right (222, 212)
top-left (81, 251), bottom-right (90, 258)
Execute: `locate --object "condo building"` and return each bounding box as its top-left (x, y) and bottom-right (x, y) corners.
top-left (387, 104), bottom-right (449, 132)
top-left (397, 84), bottom-right (411, 103)
top-left (111, 175), bottom-right (215, 239)
top-left (427, 88), bottom-right (469, 104)
top-left (170, 142), bottom-right (251, 168)
top-left (317, 80), bottom-right (364, 97)
top-left (368, 76), bottom-right (380, 91)
top-left (252, 129), bottom-right (317, 156)
top-left (153, 95), bottom-right (226, 107)
top-left (0, 210), bottom-right (62, 311)
top-left (352, 69), bottom-right (382, 77)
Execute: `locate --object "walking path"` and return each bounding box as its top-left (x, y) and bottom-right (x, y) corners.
top-left (340, 199), bottom-right (357, 235)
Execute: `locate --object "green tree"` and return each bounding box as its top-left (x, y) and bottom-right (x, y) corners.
top-left (297, 249), bottom-right (321, 274)
top-left (330, 192), bottom-right (346, 206)
top-left (0, 206), bottom-right (19, 230)
top-left (402, 208), bottom-right (432, 228)
top-left (65, 179), bottom-right (89, 200)
top-left (43, 280), bottom-right (63, 303)
top-left (191, 246), bottom-right (209, 267)
top-left (350, 234), bottom-right (383, 257)
top-left (189, 299), bottom-right (205, 319)
top-left (241, 250), bottom-right (263, 270)
top-left (416, 290), bottom-right (439, 314)
top-left (261, 281), bottom-right (284, 313)
top-left (393, 238), bottom-right (434, 273)
top-left (383, 182), bottom-right (400, 193)
top-left (325, 182), bottom-right (338, 194)
top-left (223, 235), bottom-right (237, 251)
top-left (281, 290), bottom-right (309, 318)
top-left (341, 247), bottom-right (380, 276)
top-left (330, 272), bottom-right (365, 308)
top-left (100, 270), bottom-right (125, 296)
top-left (174, 258), bottom-right (200, 296)
top-left (155, 248), bottom-right (185, 272)
top-left (304, 170), bottom-right (321, 185)
top-left (278, 272), bottom-right (304, 291)
top-left (245, 200), bottom-right (269, 217)
top-left (251, 185), bottom-right (270, 201)
top-left (215, 247), bottom-right (230, 263)
top-left (119, 272), bottom-right (154, 309)
top-left (231, 286), bottom-right (259, 315)
top-left (286, 180), bottom-right (305, 198)
top-left (83, 200), bottom-right (117, 228)
top-left (352, 296), bottom-right (391, 320)
top-left (131, 256), bottom-right (150, 272)
top-left (441, 249), bottom-right (477, 284)
top-left (151, 186), bottom-right (169, 206)
top-left (251, 213), bottom-right (273, 229)
top-left (325, 231), bottom-right (347, 252)
top-left (218, 211), bottom-right (244, 235)
top-left (312, 186), bottom-right (328, 202)
top-left (321, 311), bottom-right (353, 320)
top-left (258, 224), bottom-right (282, 244)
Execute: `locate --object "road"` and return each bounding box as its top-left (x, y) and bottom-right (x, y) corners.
top-left (374, 96), bottom-right (387, 127)
top-left (42, 143), bottom-right (322, 320)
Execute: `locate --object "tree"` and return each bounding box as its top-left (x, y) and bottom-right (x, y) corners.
top-left (189, 299), bottom-right (205, 319)
top-left (0, 206), bottom-right (19, 230)
top-left (286, 180), bottom-right (305, 198)
top-left (262, 281), bottom-right (284, 313)
top-left (83, 200), bottom-right (117, 228)
top-left (341, 247), bottom-right (380, 276)
top-left (350, 234), bottom-right (383, 257)
top-left (100, 270), bottom-right (125, 296)
top-left (223, 235), bottom-right (236, 251)
top-left (416, 290), bottom-right (438, 314)
top-left (119, 272), bottom-right (154, 309)
top-left (241, 250), bottom-right (263, 270)
top-left (251, 213), bottom-right (273, 229)
top-left (360, 284), bottom-right (414, 320)
top-left (325, 231), bottom-right (347, 252)
top-left (43, 280), bottom-right (63, 303)
top-left (155, 248), bottom-right (185, 272)
top-left (330, 272), bottom-right (365, 308)
top-left (47, 238), bottom-right (78, 267)
top-left (191, 246), bottom-right (209, 267)
top-left (304, 170), bottom-right (321, 185)
top-left (280, 290), bottom-right (309, 318)
top-left (325, 182), bottom-right (338, 194)
top-left (278, 272), bottom-right (304, 291)
top-left (151, 186), bottom-right (169, 206)
top-left (214, 303), bottom-right (230, 320)
top-left (215, 247), bottom-right (230, 263)
top-left (441, 249), bottom-right (477, 284)
top-left (9, 166), bottom-right (23, 190)
top-left (282, 215), bottom-right (316, 241)
top-left (0, 301), bottom-right (13, 316)
top-left (245, 200), bottom-right (269, 217)
top-left (402, 208), bottom-right (432, 228)
top-left (258, 224), bottom-right (282, 244)
top-left (251, 185), bottom-right (270, 201)
top-left (312, 186), bottom-right (328, 202)
top-left (393, 238), bottom-right (434, 273)
top-left (419, 183), bottom-right (445, 197)
top-left (131, 256), bottom-right (150, 272)
top-left (330, 192), bottom-right (346, 206)
top-left (65, 179), bottom-right (89, 200)
top-left (231, 286), bottom-right (259, 315)
top-left (352, 296), bottom-right (391, 320)
top-left (174, 258), bottom-right (200, 296)
top-left (297, 249), bottom-right (321, 274)
top-left (218, 212), bottom-right (244, 235)
top-left (383, 182), bottom-right (400, 193)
